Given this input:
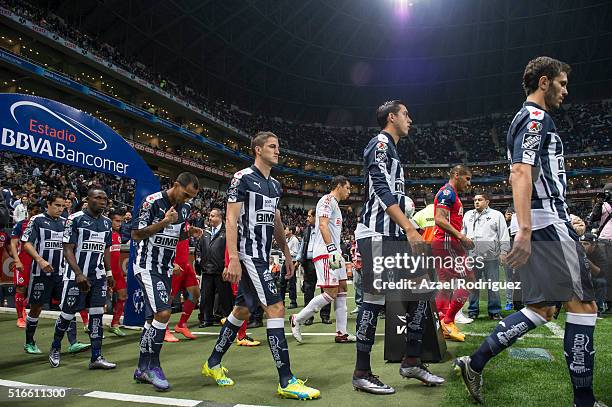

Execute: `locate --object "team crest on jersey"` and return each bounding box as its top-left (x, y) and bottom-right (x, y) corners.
top-left (526, 121), bottom-right (542, 133)
top-left (103, 220), bottom-right (109, 229)
top-left (66, 296), bottom-right (76, 307)
top-left (230, 177), bottom-right (240, 187)
top-left (521, 133), bottom-right (541, 150)
top-left (182, 208), bottom-right (188, 220)
top-left (156, 281), bottom-right (165, 291)
top-left (18, 276), bottom-right (24, 284)
top-left (443, 189), bottom-right (450, 196)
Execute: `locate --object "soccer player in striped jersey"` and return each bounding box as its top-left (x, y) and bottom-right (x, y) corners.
top-left (8, 202), bottom-right (41, 328)
top-left (290, 176), bottom-right (356, 344)
top-left (201, 132), bottom-right (320, 400)
top-left (50, 188), bottom-right (115, 370)
top-left (21, 192), bottom-right (87, 355)
top-left (132, 172), bottom-right (199, 391)
top-left (352, 101), bottom-right (444, 394)
top-left (454, 57), bottom-right (604, 407)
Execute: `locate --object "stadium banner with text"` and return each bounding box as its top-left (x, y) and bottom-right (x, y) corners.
top-left (0, 93), bottom-right (159, 326)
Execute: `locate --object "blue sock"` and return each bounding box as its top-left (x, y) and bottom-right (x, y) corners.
top-left (25, 316), bottom-right (38, 345)
top-left (67, 319), bottom-right (77, 345)
top-left (52, 313), bottom-right (74, 349)
top-left (355, 301), bottom-right (384, 373)
top-left (564, 313), bottom-right (596, 407)
top-left (149, 320), bottom-right (167, 368)
top-left (404, 300), bottom-right (427, 361)
top-left (470, 307), bottom-right (544, 372)
top-left (89, 312), bottom-right (103, 362)
top-left (266, 318), bottom-right (293, 388)
top-left (207, 314), bottom-right (243, 368)
top-left (138, 321), bottom-right (152, 371)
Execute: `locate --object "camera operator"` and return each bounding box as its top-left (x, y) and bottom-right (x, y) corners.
top-left (580, 233), bottom-right (608, 317)
top-left (587, 182), bottom-right (612, 313)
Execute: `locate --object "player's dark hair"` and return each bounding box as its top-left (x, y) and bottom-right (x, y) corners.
top-left (210, 207), bottom-right (224, 217)
top-left (376, 100), bottom-right (406, 129)
top-left (46, 191), bottom-right (64, 204)
top-left (250, 131), bottom-right (278, 156)
top-left (109, 208), bottom-right (126, 218)
top-left (522, 56), bottom-right (571, 96)
top-left (331, 175), bottom-right (350, 189)
top-left (28, 202), bottom-right (42, 212)
top-left (87, 188), bottom-right (106, 198)
top-left (286, 225), bottom-right (296, 234)
top-left (176, 172), bottom-right (200, 189)
top-left (425, 192), bottom-right (435, 205)
top-left (475, 192), bottom-right (490, 201)
top-left (308, 208), bottom-right (315, 216)
top-left (450, 164), bottom-right (471, 177)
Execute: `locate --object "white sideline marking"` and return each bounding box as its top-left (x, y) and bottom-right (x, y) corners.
top-left (545, 321), bottom-right (565, 338)
top-left (0, 378), bottom-right (68, 389)
top-left (83, 391), bottom-right (200, 406)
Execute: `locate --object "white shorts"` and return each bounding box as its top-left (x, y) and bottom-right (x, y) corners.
top-left (314, 256), bottom-right (347, 288)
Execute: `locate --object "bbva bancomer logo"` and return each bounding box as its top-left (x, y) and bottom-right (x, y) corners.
top-left (1, 100), bottom-right (130, 175)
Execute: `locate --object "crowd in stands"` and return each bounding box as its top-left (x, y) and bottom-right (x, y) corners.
top-left (3, 0), bottom-right (612, 168)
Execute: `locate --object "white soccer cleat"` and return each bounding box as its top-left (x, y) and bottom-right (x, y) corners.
top-left (290, 314), bottom-right (303, 343)
top-left (455, 310), bottom-right (474, 324)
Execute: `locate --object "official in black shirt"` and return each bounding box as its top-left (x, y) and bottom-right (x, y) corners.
top-left (581, 233), bottom-right (609, 315)
top-left (197, 208), bottom-right (232, 327)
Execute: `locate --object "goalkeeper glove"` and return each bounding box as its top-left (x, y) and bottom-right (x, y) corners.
top-left (326, 243), bottom-right (344, 270)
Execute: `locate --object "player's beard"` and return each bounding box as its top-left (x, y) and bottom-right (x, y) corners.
top-left (544, 85), bottom-right (560, 110)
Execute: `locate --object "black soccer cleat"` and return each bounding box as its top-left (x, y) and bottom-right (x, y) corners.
top-left (453, 356), bottom-right (484, 404)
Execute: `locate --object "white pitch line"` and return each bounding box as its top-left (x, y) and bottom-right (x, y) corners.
top-left (0, 378), bottom-right (68, 389)
top-left (83, 391), bottom-right (201, 407)
top-left (544, 321), bottom-right (565, 338)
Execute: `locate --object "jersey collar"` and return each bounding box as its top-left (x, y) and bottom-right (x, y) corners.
top-left (250, 164), bottom-right (269, 180)
top-left (524, 101), bottom-right (546, 111)
top-left (380, 130), bottom-right (397, 147)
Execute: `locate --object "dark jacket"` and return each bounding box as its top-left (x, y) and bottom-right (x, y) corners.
top-left (195, 224), bottom-right (226, 275)
top-left (0, 194), bottom-right (9, 227)
top-left (299, 224), bottom-right (314, 264)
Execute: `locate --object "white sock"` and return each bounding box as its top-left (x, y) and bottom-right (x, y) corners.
top-left (335, 292), bottom-right (348, 334)
top-left (295, 293), bottom-right (333, 323)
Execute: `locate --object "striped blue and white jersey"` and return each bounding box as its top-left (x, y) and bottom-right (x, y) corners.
top-left (63, 210), bottom-right (112, 280)
top-left (133, 190), bottom-right (190, 277)
top-left (507, 101), bottom-right (569, 233)
top-left (21, 212), bottom-right (65, 277)
top-left (227, 165), bottom-right (281, 261)
top-left (355, 132), bottom-right (409, 239)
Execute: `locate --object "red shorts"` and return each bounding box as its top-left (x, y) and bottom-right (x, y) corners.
top-left (431, 246), bottom-right (474, 282)
top-left (171, 262), bottom-right (199, 296)
top-left (13, 258), bottom-right (32, 288)
top-left (111, 268), bottom-right (127, 291)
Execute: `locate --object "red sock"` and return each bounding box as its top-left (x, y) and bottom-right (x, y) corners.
top-left (112, 299), bottom-right (125, 326)
top-left (436, 290), bottom-right (450, 320)
top-left (444, 288), bottom-right (469, 324)
top-left (15, 292), bottom-right (24, 319)
top-left (80, 310), bottom-right (89, 326)
top-left (237, 320), bottom-right (247, 340)
top-left (178, 299), bottom-right (196, 327)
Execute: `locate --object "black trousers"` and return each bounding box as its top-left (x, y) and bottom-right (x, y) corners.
top-left (279, 262), bottom-right (297, 305)
top-left (302, 259), bottom-right (331, 318)
top-left (199, 274), bottom-right (233, 323)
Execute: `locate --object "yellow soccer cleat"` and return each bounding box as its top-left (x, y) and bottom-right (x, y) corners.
top-left (441, 320), bottom-right (465, 342)
top-left (201, 361), bottom-right (235, 386)
top-left (278, 377), bottom-right (321, 400)
top-left (236, 335), bottom-right (261, 347)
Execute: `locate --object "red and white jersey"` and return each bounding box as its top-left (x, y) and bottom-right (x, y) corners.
top-left (110, 231), bottom-right (122, 276)
top-left (312, 194), bottom-right (342, 261)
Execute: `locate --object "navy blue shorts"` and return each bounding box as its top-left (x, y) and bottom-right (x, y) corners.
top-left (60, 277), bottom-right (108, 313)
top-left (519, 222), bottom-right (595, 304)
top-left (135, 271), bottom-right (172, 320)
top-left (28, 272), bottom-right (63, 306)
top-left (235, 257), bottom-right (281, 310)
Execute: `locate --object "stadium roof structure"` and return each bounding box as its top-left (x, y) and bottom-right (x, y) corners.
top-left (38, 0), bottom-right (611, 125)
